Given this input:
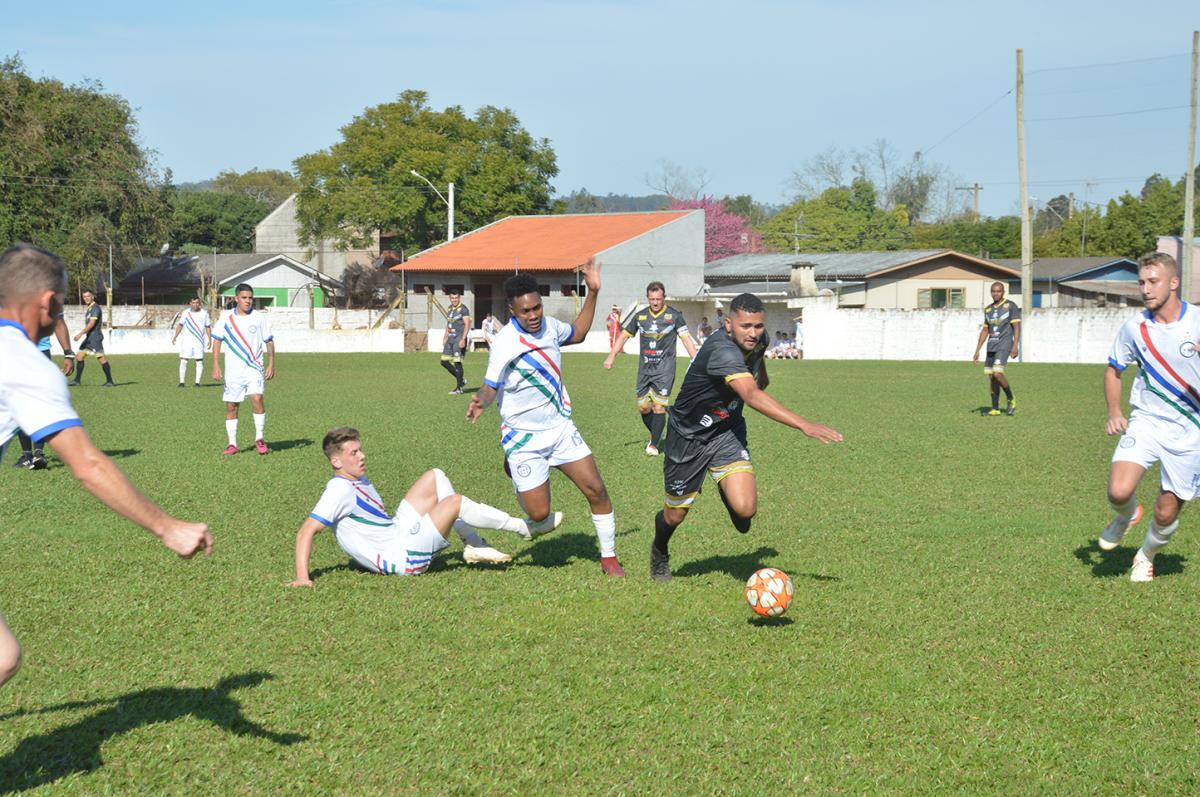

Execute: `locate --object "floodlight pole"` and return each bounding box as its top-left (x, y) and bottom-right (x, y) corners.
top-left (1182, 30), bottom-right (1198, 301)
top-left (1017, 48), bottom-right (1032, 318)
top-left (410, 170), bottom-right (455, 242)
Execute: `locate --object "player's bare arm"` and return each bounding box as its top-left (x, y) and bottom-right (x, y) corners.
top-left (682, 332), bottom-right (699, 359)
top-left (211, 339), bottom-right (223, 380)
top-left (46, 425), bottom-right (213, 557)
top-left (569, 258), bottom-right (601, 344)
top-left (459, 315), bottom-right (471, 350)
top-left (288, 518), bottom-right (325, 587)
top-left (756, 359), bottom-right (770, 391)
top-left (1104, 364), bottom-right (1128, 436)
top-left (468, 384), bottom-right (498, 423)
top-left (74, 315), bottom-right (96, 342)
top-left (727, 374), bottom-right (843, 444)
top-left (264, 340), bottom-right (276, 380)
top-left (1010, 318), bottom-right (1021, 359)
top-left (54, 317), bottom-right (74, 377)
top-left (602, 330), bottom-right (631, 368)
top-left (972, 326), bottom-right (988, 362)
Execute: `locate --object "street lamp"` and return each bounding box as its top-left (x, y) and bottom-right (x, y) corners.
top-left (410, 169), bottom-right (455, 242)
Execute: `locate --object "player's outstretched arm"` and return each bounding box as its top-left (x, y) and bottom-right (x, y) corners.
top-left (288, 518), bottom-right (325, 587)
top-left (569, 258), bottom-right (601, 344)
top-left (46, 426), bottom-right (213, 558)
top-left (467, 385), bottom-right (498, 423)
top-left (603, 331), bottom-right (631, 368)
top-left (1104, 365), bottom-right (1128, 436)
top-left (972, 326), bottom-right (987, 362)
top-left (728, 375), bottom-right (843, 444)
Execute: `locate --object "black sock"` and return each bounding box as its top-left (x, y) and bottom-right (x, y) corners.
top-left (640, 412), bottom-right (654, 433)
top-left (649, 413), bottom-right (665, 446)
top-left (991, 392), bottom-right (999, 409)
top-left (653, 510), bottom-right (676, 556)
top-left (440, 359), bottom-right (457, 381)
top-left (1002, 385), bottom-right (1013, 400)
top-left (453, 361), bottom-right (464, 387)
top-left (75, 361), bottom-right (85, 381)
top-left (101, 362), bottom-right (113, 382)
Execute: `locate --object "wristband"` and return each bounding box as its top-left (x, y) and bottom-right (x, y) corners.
top-left (64, 351), bottom-right (75, 358)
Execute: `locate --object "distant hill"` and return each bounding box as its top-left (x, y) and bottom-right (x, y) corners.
top-left (553, 190), bottom-right (670, 214)
top-left (175, 179), bottom-right (215, 193)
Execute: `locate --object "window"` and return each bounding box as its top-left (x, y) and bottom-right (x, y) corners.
top-left (917, 287), bottom-right (965, 309)
top-left (443, 284), bottom-right (464, 296)
top-left (538, 284), bottom-right (550, 297)
top-left (413, 283), bottom-right (434, 295)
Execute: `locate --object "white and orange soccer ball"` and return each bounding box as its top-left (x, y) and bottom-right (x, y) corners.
top-left (744, 567), bottom-right (794, 618)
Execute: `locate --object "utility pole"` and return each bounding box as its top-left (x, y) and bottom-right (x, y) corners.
top-left (1067, 192), bottom-right (1075, 219)
top-left (1182, 30), bottom-right (1198, 301)
top-left (956, 183), bottom-right (982, 221)
top-left (1017, 49), bottom-right (1032, 317)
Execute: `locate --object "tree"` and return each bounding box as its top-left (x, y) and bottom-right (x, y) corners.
top-left (644, 160), bottom-right (709, 201)
top-left (294, 90), bottom-right (557, 253)
top-left (912, 216), bottom-right (1021, 258)
top-left (170, 191), bottom-right (269, 252)
top-left (0, 56), bottom-right (169, 288)
top-left (720, 195), bottom-right (776, 227)
top-left (758, 179), bottom-right (911, 252)
top-left (668, 196), bottom-right (763, 262)
top-left (212, 168), bottom-right (300, 208)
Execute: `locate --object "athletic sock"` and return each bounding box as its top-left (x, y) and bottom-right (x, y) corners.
top-left (75, 361), bottom-right (85, 381)
top-left (592, 511), bottom-right (616, 557)
top-left (225, 419), bottom-right (238, 446)
top-left (1109, 495), bottom-right (1138, 522)
top-left (453, 361), bottom-right (465, 388)
top-left (17, 431), bottom-right (32, 456)
top-left (1141, 519), bottom-right (1179, 558)
top-left (991, 392), bottom-right (999, 410)
top-left (440, 359), bottom-right (457, 380)
top-left (1002, 385), bottom-right (1013, 400)
top-left (179, 360), bottom-right (187, 383)
top-left (458, 495), bottom-right (519, 533)
top-left (194, 361), bottom-right (203, 384)
top-left (253, 413), bottom-right (266, 440)
top-left (653, 509), bottom-right (675, 556)
top-left (101, 362), bottom-right (113, 382)
top-left (640, 412), bottom-right (654, 433)
top-left (649, 413), bottom-right (666, 447)
top-left (452, 519), bottom-right (488, 548)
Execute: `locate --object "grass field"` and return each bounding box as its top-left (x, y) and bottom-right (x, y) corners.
top-left (1, 352), bottom-right (1197, 795)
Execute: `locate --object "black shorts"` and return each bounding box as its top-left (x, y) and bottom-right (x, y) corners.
top-left (662, 422), bottom-right (753, 511)
top-left (80, 337), bottom-right (104, 355)
top-left (441, 337), bottom-right (465, 362)
top-left (636, 368), bottom-right (675, 406)
top-left (984, 348), bottom-right (1009, 373)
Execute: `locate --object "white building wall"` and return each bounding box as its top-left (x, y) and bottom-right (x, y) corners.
top-left (254, 194), bottom-right (377, 281)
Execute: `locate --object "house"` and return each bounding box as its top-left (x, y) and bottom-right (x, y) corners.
top-left (116, 253), bottom-right (343, 308)
top-left (993, 257), bottom-right (1140, 307)
top-left (390, 210), bottom-right (706, 333)
top-left (253, 194), bottom-right (378, 281)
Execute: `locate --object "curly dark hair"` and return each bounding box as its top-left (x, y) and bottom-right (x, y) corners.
top-left (504, 274), bottom-right (540, 301)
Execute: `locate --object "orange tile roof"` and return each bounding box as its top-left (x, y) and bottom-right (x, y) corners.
top-left (391, 211), bottom-right (693, 273)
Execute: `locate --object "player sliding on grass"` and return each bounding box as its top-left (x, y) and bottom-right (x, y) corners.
top-left (0, 244), bottom-right (213, 688)
top-left (467, 261), bottom-right (625, 577)
top-left (1098, 252), bottom-right (1200, 582)
top-left (650, 292), bottom-right (843, 582)
top-left (289, 427), bottom-right (532, 585)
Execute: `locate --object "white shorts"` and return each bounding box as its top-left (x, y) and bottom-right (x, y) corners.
top-left (1112, 414), bottom-right (1200, 501)
top-left (346, 500), bottom-right (448, 576)
top-left (501, 420), bottom-right (592, 492)
top-left (223, 370), bottom-right (265, 403)
top-left (179, 341), bottom-right (205, 360)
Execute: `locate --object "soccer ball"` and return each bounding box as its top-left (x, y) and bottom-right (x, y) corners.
top-left (744, 568), bottom-right (794, 618)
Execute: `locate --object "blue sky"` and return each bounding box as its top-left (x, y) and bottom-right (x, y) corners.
top-left (4, 1), bottom-right (1198, 218)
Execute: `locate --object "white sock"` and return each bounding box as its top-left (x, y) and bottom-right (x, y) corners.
top-left (1141, 519), bottom-right (1179, 559)
top-left (592, 512), bottom-right (616, 557)
top-left (453, 519), bottom-right (488, 547)
top-left (432, 468), bottom-right (454, 501)
top-left (194, 360), bottom-right (203, 384)
top-left (253, 413), bottom-right (266, 440)
top-left (179, 360), bottom-right (187, 383)
top-left (225, 419), bottom-right (238, 446)
top-left (1109, 495), bottom-right (1137, 521)
top-left (458, 495), bottom-right (521, 534)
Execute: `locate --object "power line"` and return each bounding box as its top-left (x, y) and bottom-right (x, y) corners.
top-left (1027, 104), bottom-right (1189, 122)
top-left (1027, 52), bottom-right (1190, 75)
top-left (919, 88), bottom-right (1014, 157)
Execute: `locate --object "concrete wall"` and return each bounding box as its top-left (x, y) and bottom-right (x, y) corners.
top-left (254, 194), bottom-right (377, 281)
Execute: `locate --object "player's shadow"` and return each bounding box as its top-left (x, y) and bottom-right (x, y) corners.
top-left (100, 448), bottom-right (139, 459)
top-left (0, 671), bottom-right (305, 794)
top-left (1072, 543), bottom-right (1186, 579)
top-left (516, 532), bottom-right (600, 569)
top-left (674, 546), bottom-right (781, 581)
top-left (969, 405), bottom-right (997, 416)
top-left (310, 562), bottom-right (357, 579)
top-left (267, 438), bottom-right (314, 452)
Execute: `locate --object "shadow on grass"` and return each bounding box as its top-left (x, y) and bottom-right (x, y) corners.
top-left (674, 546), bottom-right (780, 581)
top-left (311, 562), bottom-right (358, 579)
top-left (1072, 543), bottom-right (1186, 579)
top-left (969, 405), bottom-right (1005, 416)
top-left (100, 448), bottom-right (139, 459)
top-left (0, 672), bottom-right (305, 794)
top-left (514, 532), bottom-right (600, 569)
top-left (748, 615), bottom-right (795, 628)
top-left (267, 438), bottom-right (314, 452)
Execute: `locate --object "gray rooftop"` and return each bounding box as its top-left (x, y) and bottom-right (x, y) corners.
top-left (705, 250), bottom-right (960, 280)
top-left (994, 256), bottom-right (1136, 281)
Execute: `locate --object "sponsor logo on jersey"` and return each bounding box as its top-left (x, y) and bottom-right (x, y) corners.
top-left (516, 463), bottom-right (532, 477)
top-left (1120, 435), bottom-right (1136, 448)
top-left (1181, 340), bottom-right (1197, 358)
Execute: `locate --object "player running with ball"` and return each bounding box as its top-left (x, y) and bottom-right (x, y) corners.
top-left (1098, 252), bottom-right (1200, 582)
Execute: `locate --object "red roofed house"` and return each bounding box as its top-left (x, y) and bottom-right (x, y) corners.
top-left (391, 210), bottom-right (705, 349)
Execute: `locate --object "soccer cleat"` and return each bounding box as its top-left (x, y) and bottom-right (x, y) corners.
top-left (1098, 504), bottom-right (1143, 551)
top-left (600, 555), bottom-right (626, 577)
top-left (30, 453), bottom-right (48, 470)
top-left (12, 453), bottom-right (33, 469)
top-left (222, 444), bottom-right (239, 456)
top-left (518, 511), bottom-right (564, 541)
top-left (68, 380), bottom-right (80, 387)
top-left (645, 443), bottom-right (660, 456)
top-left (1006, 398), bottom-right (1017, 416)
top-left (987, 409), bottom-right (1001, 416)
top-left (462, 545), bottom-right (512, 565)
top-left (194, 382), bottom-right (202, 388)
top-left (255, 439), bottom-right (269, 455)
top-left (1130, 550), bottom-right (1154, 582)
top-left (178, 382), bottom-right (186, 388)
top-left (448, 387), bottom-right (464, 395)
top-left (101, 381), bottom-right (115, 388)
top-left (650, 546), bottom-right (672, 582)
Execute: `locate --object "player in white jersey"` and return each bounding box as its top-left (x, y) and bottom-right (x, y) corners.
top-left (0, 243), bottom-right (212, 688)
top-left (467, 261), bottom-right (625, 576)
top-left (171, 296), bottom-right (211, 387)
top-left (211, 284), bottom-right (275, 455)
top-left (289, 427), bottom-right (534, 584)
top-left (1098, 252), bottom-right (1200, 582)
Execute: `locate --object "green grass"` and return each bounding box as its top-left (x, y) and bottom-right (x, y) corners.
top-left (1, 353), bottom-right (1198, 795)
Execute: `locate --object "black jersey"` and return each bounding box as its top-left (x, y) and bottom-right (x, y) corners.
top-left (623, 306), bottom-right (690, 376)
top-left (446, 302), bottom-right (471, 340)
top-left (668, 327), bottom-right (768, 443)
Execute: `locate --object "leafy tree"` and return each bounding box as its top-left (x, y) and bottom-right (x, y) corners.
top-left (551, 188), bottom-right (606, 214)
top-left (0, 56), bottom-right (169, 288)
top-left (170, 191), bottom-right (269, 252)
top-left (294, 90), bottom-right (557, 252)
top-left (759, 179), bottom-right (911, 252)
top-left (912, 216), bottom-right (1021, 258)
top-left (720, 195), bottom-right (776, 227)
top-left (668, 196), bottom-right (762, 262)
top-left (212, 168), bottom-right (300, 208)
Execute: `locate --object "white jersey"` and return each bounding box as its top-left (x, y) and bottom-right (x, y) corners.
top-left (1108, 302), bottom-right (1200, 441)
top-left (483, 316), bottom-right (576, 433)
top-left (176, 308), bottom-right (211, 358)
top-left (308, 476), bottom-right (437, 574)
top-left (212, 308), bottom-right (273, 376)
top-left (0, 320), bottom-right (82, 462)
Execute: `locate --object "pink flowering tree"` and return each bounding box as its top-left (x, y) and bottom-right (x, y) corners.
top-left (668, 196), bottom-right (763, 262)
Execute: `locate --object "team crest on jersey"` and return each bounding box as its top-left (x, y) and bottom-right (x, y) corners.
top-left (664, 314), bottom-right (672, 321)
top-left (1120, 435), bottom-right (1136, 448)
top-left (248, 325), bottom-right (258, 334)
top-left (1181, 340), bottom-right (1197, 358)
top-left (516, 463), bottom-right (532, 478)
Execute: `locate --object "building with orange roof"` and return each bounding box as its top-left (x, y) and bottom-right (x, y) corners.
top-left (390, 210), bottom-right (705, 347)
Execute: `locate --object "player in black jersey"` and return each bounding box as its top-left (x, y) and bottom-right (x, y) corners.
top-left (650, 293), bottom-right (843, 581)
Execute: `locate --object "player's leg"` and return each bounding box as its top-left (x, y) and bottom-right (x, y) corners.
top-left (421, 494), bottom-right (512, 565)
top-left (0, 613), bottom-right (20, 687)
top-left (12, 431), bottom-right (33, 469)
top-left (1130, 439), bottom-right (1198, 580)
top-left (993, 351), bottom-right (1014, 413)
top-left (406, 468), bottom-right (530, 539)
top-left (647, 372), bottom-right (673, 453)
top-left (71, 350), bottom-right (85, 384)
top-left (654, 431), bottom-right (708, 581)
top-left (249, 391), bottom-right (267, 453)
top-left (223, 400), bottom-right (242, 454)
top-left (636, 371), bottom-right (657, 453)
top-left (179, 358), bottom-right (188, 386)
top-left (556, 454), bottom-right (623, 576)
top-left (194, 357), bottom-right (204, 385)
top-left (715, 471), bottom-right (758, 533)
top-left (96, 352), bottom-right (114, 386)
top-left (1099, 424), bottom-right (1152, 550)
